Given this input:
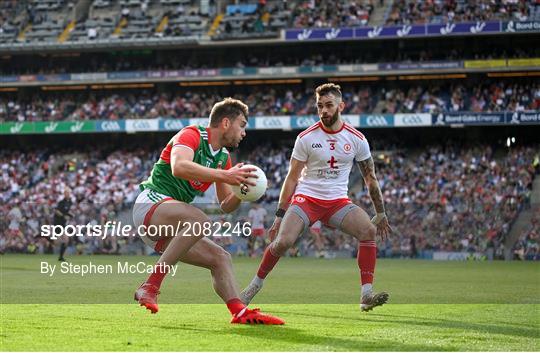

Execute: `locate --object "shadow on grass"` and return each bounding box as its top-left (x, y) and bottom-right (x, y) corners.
top-left (157, 324), bottom-right (458, 351)
top-left (269, 309), bottom-right (539, 340)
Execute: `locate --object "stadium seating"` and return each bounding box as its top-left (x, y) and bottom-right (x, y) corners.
top-left (2, 46), bottom-right (537, 75)
top-left (2, 0), bottom-right (537, 45)
top-left (1, 81), bottom-right (538, 122)
top-left (1, 143), bottom-right (538, 258)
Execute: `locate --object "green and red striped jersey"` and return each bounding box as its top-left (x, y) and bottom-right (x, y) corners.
top-left (140, 125), bottom-right (232, 203)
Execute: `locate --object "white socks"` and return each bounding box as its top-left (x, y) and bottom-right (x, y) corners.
top-left (361, 283), bottom-right (373, 297)
top-left (252, 275), bottom-right (264, 287)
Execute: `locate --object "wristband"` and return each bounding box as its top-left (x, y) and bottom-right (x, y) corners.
top-left (371, 213), bottom-right (386, 225)
top-left (275, 208), bottom-right (286, 218)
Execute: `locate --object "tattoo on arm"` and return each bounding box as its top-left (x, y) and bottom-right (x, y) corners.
top-left (357, 157), bottom-right (385, 214)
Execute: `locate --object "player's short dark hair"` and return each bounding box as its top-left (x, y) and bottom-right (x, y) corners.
top-left (209, 98), bottom-right (249, 127)
top-left (315, 83), bottom-right (342, 100)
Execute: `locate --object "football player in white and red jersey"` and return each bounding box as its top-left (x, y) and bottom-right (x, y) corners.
top-left (240, 83), bottom-right (392, 312)
top-left (247, 203), bottom-right (268, 256)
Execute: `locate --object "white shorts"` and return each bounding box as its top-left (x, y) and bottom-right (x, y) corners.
top-left (132, 188), bottom-right (174, 252)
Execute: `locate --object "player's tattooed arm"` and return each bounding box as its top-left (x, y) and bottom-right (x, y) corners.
top-left (357, 157), bottom-right (385, 214)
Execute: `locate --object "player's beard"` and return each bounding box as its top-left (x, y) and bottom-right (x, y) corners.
top-left (321, 110), bottom-right (339, 127)
top-left (223, 133), bottom-right (240, 150)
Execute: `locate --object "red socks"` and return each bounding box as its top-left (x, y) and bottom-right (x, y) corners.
top-left (226, 298), bottom-right (246, 316)
top-left (357, 240), bottom-right (377, 285)
top-left (256, 246), bottom-right (281, 279)
top-left (146, 263), bottom-right (170, 288)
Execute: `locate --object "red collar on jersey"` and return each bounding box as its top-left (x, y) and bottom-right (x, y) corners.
top-left (318, 120), bottom-right (345, 134)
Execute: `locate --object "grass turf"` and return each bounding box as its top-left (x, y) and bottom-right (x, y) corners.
top-left (1, 255), bottom-right (539, 351)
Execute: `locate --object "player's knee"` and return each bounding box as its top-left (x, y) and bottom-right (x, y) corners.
top-left (212, 249), bottom-right (232, 269)
top-left (360, 224), bottom-right (376, 241)
top-left (273, 237), bottom-right (294, 255)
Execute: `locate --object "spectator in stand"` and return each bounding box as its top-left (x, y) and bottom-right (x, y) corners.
top-left (1, 81), bottom-right (538, 123)
top-left (386, 0), bottom-right (532, 25)
top-left (0, 143), bottom-right (537, 258)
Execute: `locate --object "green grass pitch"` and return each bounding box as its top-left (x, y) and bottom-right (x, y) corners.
top-left (1, 255), bottom-right (539, 351)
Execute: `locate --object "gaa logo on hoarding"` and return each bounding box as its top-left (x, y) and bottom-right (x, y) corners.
top-left (296, 117), bottom-right (317, 128)
top-left (100, 121), bottom-right (121, 131)
top-left (133, 121), bottom-right (151, 130)
top-left (403, 115), bottom-right (424, 125)
top-left (262, 118), bottom-right (283, 128)
top-left (164, 120), bottom-right (184, 130)
top-left (366, 115), bottom-right (388, 126)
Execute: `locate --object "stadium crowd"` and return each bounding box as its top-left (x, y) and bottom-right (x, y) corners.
top-left (1, 142), bottom-right (538, 260)
top-left (513, 206), bottom-right (540, 260)
top-left (1, 147), bottom-right (154, 254)
top-left (1, 80), bottom-right (538, 122)
top-left (290, 0), bottom-right (375, 28)
top-left (385, 0), bottom-right (533, 25)
top-left (1, 47), bottom-right (536, 76)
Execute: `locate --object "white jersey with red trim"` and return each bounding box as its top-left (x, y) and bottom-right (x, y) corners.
top-left (291, 121), bottom-right (371, 200)
top-left (248, 207), bottom-right (267, 229)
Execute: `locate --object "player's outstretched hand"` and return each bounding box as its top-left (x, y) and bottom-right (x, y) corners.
top-left (224, 163), bottom-right (258, 186)
top-left (371, 214), bottom-right (393, 241)
top-left (268, 217), bottom-right (282, 241)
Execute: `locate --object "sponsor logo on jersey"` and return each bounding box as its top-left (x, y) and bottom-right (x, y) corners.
top-left (317, 169), bottom-right (341, 179)
top-left (190, 180), bottom-right (207, 191)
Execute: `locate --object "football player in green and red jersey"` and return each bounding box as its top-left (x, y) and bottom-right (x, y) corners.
top-left (132, 98), bottom-right (284, 325)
